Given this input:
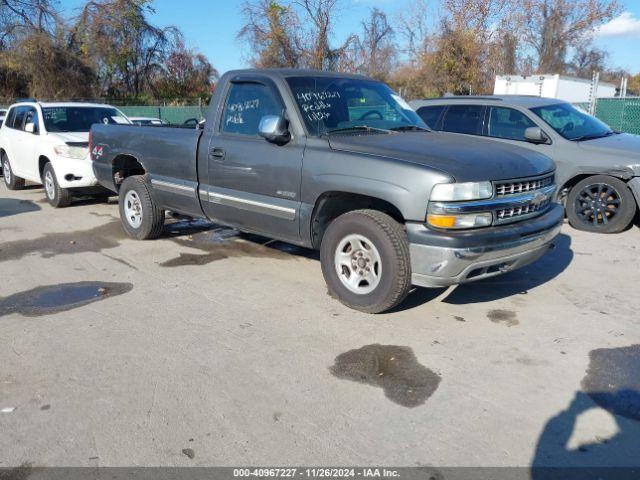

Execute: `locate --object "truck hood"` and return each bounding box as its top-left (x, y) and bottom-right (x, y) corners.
top-left (48, 132), bottom-right (89, 144)
top-left (577, 133), bottom-right (640, 159)
top-left (327, 131), bottom-right (555, 182)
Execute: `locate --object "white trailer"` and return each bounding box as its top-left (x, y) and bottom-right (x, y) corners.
top-left (494, 74), bottom-right (617, 103)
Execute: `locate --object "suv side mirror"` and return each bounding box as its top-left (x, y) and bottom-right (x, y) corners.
top-left (259, 115), bottom-right (291, 145)
top-left (525, 126), bottom-right (549, 144)
top-left (25, 122), bottom-right (37, 134)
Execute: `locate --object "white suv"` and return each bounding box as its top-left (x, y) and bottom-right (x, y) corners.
top-left (0, 101), bottom-right (130, 207)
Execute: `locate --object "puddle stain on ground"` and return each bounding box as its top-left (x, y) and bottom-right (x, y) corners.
top-left (330, 344), bottom-right (441, 408)
top-left (581, 345), bottom-right (640, 421)
top-left (0, 198), bottom-right (41, 218)
top-left (0, 282), bottom-right (133, 318)
top-left (487, 309), bottom-right (519, 327)
top-left (0, 221), bottom-right (126, 262)
top-left (161, 223), bottom-right (317, 267)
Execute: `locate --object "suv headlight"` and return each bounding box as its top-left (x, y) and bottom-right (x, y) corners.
top-left (54, 144), bottom-right (89, 160)
top-left (430, 181), bottom-right (493, 201)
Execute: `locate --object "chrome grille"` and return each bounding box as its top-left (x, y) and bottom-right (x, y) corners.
top-left (495, 198), bottom-right (552, 224)
top-left (495, 174), bottom-right (554, 197)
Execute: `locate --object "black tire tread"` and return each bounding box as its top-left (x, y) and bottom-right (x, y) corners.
top-left (322, 209), bottom-right (412, 314)
top-left (43, 163), bottom-right (72, 208)
top-left (2, 155), bottom-right (25, 190)
top-left (119, 175), bottom-right (165, 240)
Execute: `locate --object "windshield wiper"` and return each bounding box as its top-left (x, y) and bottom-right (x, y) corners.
top-left (390, 125), bottom-right (430, 132)
top-left (324, 125), bottom-right (393, 135)
top-left (571, 131), bottom-right (615, 142)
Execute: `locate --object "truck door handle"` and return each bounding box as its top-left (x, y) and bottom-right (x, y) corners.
top-left (209, 147), bottom-right (225, 159)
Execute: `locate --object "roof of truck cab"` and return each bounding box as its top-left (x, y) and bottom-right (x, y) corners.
top-left (225, 68), bottom-right (372, 81)
top-left (410, 95), bottom-right (567, 108)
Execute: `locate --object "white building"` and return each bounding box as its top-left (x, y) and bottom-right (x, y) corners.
top-left (494, 74), bottom-right (617, 104)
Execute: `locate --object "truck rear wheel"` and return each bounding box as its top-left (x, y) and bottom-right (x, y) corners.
top-left (118, 175), bottom-right (165, 240)
top-left (2, 154), bottom-right (25, 190)
top-left (42, 163), bottom-right (72, 208)
top-left (567, 175), bottom-right (636, 234)
top-left (320, 209), bottom-right (412, 314)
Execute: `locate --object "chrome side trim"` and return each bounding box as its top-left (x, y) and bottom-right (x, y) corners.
top-left (199, 189), bottom-right (296, 221)
top-left (150, 178), bottom-right (196, 197)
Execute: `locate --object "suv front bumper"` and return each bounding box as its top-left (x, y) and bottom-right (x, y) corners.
top-left (408, 203), bottom-right (564, 288)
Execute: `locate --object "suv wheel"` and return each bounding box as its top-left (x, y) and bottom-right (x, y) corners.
top-left (567, 175), bottom-right (636, 234)
top-left (118, 175), bottom-right (165, 240)
top-left (320, 209), bottom-right (412, 313)
top-left (42, 163), bottom-right (72, 208)
top-left (2, 154), bottom-right (25, 190)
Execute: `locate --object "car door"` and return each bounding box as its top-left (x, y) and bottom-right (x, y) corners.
top-left (200, 77), bottom-right (305, 242)
top-left (4, 106), bottom-right (34, 179)
top-left (16, 107), bottom-right (41, 180)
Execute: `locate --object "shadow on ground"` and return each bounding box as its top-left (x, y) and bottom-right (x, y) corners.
top-left (0, 198), bottom-right (41, 218)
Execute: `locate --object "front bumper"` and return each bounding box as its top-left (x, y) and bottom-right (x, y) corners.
top-left (409, 203), bottom-right (564, 288)
top-left (51, 156), bottom-right (98, 189)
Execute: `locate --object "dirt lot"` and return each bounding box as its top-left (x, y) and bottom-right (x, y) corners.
top-left (1, 184), bottom-right (639, 469)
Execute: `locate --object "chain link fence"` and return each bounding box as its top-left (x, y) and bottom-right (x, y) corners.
top-left (595, 98), bottom-right (640, 135)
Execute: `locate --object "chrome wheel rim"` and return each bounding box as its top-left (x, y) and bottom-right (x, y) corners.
top-left (3, 160), bottom-right (10, 184)
top-left (44, 171), bottom-right (55, 199)
top-left (334, 234), bottom-right (382, 295)
top-left (124, 190), bottom-right (143, 228)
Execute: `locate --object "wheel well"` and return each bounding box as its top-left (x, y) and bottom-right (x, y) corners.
top-left (38, 156), bottom-right (50, 178)
top-left (112, 155), bottom-right (145, 190)
top-left (559, 173), bottom-right (632, 204)
top-left (310, 192), bottom-right (404, 248)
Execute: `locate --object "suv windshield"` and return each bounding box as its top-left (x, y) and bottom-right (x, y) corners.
top-left (530, 103), bottom-right (613, 141)
top-left (286, 76), bottom-right (428, 136)
top-left (42, 106), bottom-right (127, 133)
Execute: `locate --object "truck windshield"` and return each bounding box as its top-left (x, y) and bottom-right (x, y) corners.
top-left (286, 76), bottom-right (428, 136)
top-left (42, 107), bottom-right (128, 133)
top-left (530, 103), bottom-right (614, 141)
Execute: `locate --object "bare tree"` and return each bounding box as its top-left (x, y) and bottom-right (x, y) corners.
top-left (352, 8), bottom-right (395, 80)
top-left (521, 0), bottom-right (620, 73)
top-left (0, 0), bottom-right (58, 49)
top-left (238, 0), bottom-right (302, 68)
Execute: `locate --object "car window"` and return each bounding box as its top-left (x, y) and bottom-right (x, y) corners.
top-left (530, 102), bottom-right (612, 141)
top-left (487, 107), bottom-right (536, 141)
top-left (4, 108), bottom-right (16, 128)
top-left (11, 106), bottom-right (29, 131)
top-left (221, 82), bottom-right (283, 136)
top-left (24, 107), bottom-right (39, 133)
top-left (441, 105), bottom-right (485, 135)
top-left (416, 105), bottom-right (446, 129)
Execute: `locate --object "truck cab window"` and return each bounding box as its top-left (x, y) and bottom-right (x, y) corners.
top-left (487, 107), bottom-right (536, 141)
top-left (441, 105), bottom-right (485, 135)
top-left (221, 82), bottom-right (282, 136)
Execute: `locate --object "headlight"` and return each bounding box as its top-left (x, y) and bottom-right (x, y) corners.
top-left (54, 144), bottom-right (89, 160)
top-left (427, 212), bottom-right (493, 229)
top-left (430, 181), bottom-right (493, 201)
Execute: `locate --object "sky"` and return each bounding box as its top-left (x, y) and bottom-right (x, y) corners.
top-left (61, 0), bottom-right (640, 76)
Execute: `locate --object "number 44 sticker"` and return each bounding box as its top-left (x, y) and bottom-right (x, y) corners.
top-left (92, 145), bottom-right (104, 159)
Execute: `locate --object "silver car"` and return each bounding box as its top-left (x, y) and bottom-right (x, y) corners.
top-left (410, 96), bottom-right (640, 233)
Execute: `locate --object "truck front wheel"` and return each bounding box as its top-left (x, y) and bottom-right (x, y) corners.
top-left (320, 209), bottom-right (412, 314)
top-left (118, 175), bottom-right (165, 240)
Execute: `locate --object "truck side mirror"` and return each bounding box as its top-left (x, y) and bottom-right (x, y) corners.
top-left (25, 122), bottom-right (37, 134)
top-left (524, 127), bottom-right (549, 144)
top-left (259, 115), bottom-right (291, 145)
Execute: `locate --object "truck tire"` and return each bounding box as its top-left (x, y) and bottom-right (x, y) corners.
top-left (320, 209), bottom-right (412, 314)
top-left (567, 175), bottom-right (636, 234)
top-left (2, 153), bottom-right (25, 190)
top-left (42, 163), bottom-right (72, 208)
top-left (118, 175), bottom-right (165, 240)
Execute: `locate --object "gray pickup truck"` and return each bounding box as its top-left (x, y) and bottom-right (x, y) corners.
top-left (91, 69), bottom-right (563, 313)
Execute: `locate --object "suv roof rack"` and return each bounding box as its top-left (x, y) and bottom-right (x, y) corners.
top-left (15, 98), bottom-right (37, 104)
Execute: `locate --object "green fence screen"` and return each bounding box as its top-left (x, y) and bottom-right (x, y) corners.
top-left (118, 105), bottom-right (206, 124)
top-left (595, 98), bottom-right (640, 135)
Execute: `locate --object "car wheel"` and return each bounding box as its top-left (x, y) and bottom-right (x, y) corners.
top-left (320, 209), bottom-right (412, 314)
top-left (42, 163), bottom-right (72, 208)
top-left (2, 154), bottom-right (25, 190)
top-left (567, 175), bottom-right (636, 234)
top-left (118, 175), bottom-right (165, 240)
